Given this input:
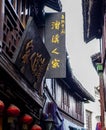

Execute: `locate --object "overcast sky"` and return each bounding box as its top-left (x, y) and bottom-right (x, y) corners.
top-left (45, 0), bottom-right (100, 94)
top-left (61, 0), bottom-right (100, 93)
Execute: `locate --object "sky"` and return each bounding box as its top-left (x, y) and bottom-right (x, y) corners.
top-left (45, 2), bottom-right (100, 128)
top-left (61, 0), bottom-right (100, 93)
top-left (45, 0), bottom-right (100, 94)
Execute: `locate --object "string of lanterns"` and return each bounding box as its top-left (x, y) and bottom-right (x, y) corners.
top-left (0, 100), bottom-right (42, 130)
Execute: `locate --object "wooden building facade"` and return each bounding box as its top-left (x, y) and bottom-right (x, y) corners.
top-left (82, 0), bottom-right (106, 129)
top-left (0, 0), bottom-right (94, 130)
top-left (0, 0), bottom-right (49, 129)
top-left (42, 56), bottom-right (94, 130)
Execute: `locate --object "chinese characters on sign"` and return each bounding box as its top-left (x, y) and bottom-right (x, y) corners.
top-left (45, 12), bottom-right (66, 78)
top-left (14, 17), bottom-right (50, 90)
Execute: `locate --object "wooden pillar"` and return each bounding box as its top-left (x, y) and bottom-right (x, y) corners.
top-left (0, 0), bottom-right (4, 52)
top-left (97, 63), bottom-right (105, 128)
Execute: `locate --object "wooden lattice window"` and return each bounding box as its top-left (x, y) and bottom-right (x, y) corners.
top-left (76, 99), bottom-right (82, 115)
top-left (2, 0), bottom-right (24, 60)
top-left (86, 110), bottom-right (92, 130)
top-left (8, 0), bottom-right (30, 27)
top-left (61, 87), bottom-right (70, 112)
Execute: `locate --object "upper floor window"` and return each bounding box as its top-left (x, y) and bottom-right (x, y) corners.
top-left (76, 99), bottom-right (82, 115)
top-left (45, 79), bottom-right (83, 120)
top-left (86, 110), bottom-right (92, 130)
top-left (61, 88), bottom-right (70, 112)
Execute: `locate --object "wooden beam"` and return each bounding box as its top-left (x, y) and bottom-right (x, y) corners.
top-left (0, 0), bottom-right (4, 52)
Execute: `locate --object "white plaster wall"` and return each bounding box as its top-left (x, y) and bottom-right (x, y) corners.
top-left (84, 94), bottom-right (100, 130)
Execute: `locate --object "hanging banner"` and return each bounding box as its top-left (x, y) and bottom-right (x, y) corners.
top-left (14, 17), bottom-right (50, 90)
top-left (45, 12), bottom-right (66, 78)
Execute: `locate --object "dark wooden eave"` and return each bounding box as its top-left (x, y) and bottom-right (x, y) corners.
top-left (59, 54), bottom-right (95, 102)
top-left (32, 0), bottom-right (62, 12)
top-left (82, 0), bottom-right (103, 43)
top-left (0, 54), bottom-right (45, 119)
top-left (44, 0), bottom-right (62, 11)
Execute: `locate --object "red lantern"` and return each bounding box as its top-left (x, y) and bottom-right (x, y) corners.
top-left (22, 114), bottom-right (33, 124)
top-left (31, 124), bottom-right (42, 130)
top-left (7, 104), bottom-right (20, 116)
top-left (0, 100), bottom-right (4, 112)
top-left (0, 100), bottom-right (4, 130)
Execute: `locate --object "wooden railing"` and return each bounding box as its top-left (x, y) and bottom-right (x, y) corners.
top-left (0, 0), bottom-right (45, 109)
top-left (2, 0), bottom-right (23, 60)
top-left (9, 0), bottom-right (31, 28)
top-left (1, 0), bottom-right (32, 61)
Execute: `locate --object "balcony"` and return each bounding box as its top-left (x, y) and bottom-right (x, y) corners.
top-left (0, 0), bottom-right (46, 115)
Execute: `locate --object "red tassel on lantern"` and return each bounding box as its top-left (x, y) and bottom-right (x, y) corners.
top-left (21, 114), bottom-right (33, 124)
top-left (7, 104), bottom-right (20, 116)
top-left (31, 124), bottom-right (42, 130)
